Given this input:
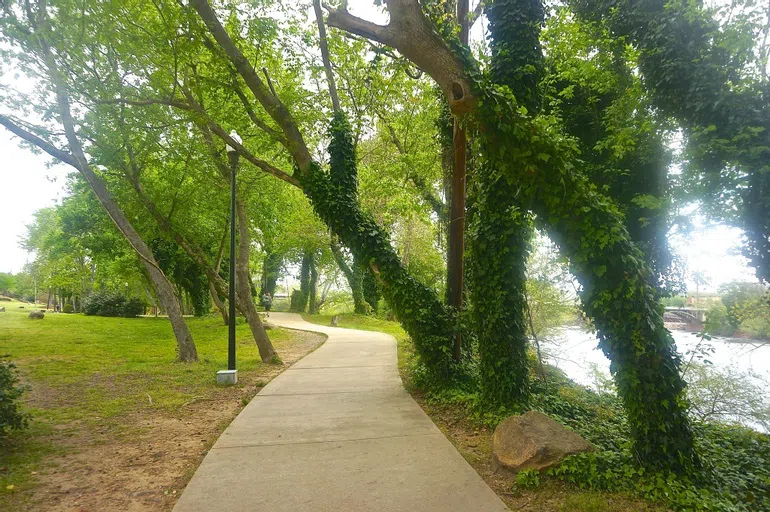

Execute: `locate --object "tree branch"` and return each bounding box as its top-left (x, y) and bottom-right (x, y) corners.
top-left (314, 0), bottom-right (341, 111)
top-left (0, 115), bottom-right (79, 168)
top-left (326, 0), bottom-right (475, 114)
top-left (189, 0), bottom-right (312, 172)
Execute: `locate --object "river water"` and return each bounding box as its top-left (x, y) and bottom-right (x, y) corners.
top-left (542, 326), bottom-right (770, 430)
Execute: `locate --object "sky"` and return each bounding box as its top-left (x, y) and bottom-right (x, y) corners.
top-left (0, 0), bottom-right (760, 292)
top-left (0, 135), bottom-right (71, 274)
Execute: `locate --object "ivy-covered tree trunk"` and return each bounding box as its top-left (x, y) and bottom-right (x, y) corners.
top-left (464, 0), bottom-right (544, 408)
top-left (361, 269), bottom-right (381, 314)
top-left (260, 251), bottom-right (281, 298)
top-left (570, 0), bottom-right (770, 283)
top-left (308, 260), bottom-right (319, 314)
top-left (291, 250), bottom-right (313, 312)
top-left (303, 112), bottom-right (456, 379)
top-left (467, 173), bottom-right (533, 407)
top-left (326, 0), bottom-right (696, 471)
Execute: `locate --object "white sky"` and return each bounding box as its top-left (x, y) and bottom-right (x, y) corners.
top-left (0, 0), bottom-right (761, 293)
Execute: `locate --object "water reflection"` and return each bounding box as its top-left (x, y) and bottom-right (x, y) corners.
top-left (543, 326), bottom-right (770, 431)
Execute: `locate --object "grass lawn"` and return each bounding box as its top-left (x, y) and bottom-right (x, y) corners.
top-left (303, 313), bottom-right (664, 512)
top-left (0, 300), bottom-right (323, 511)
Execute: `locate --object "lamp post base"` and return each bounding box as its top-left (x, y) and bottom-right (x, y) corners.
top-left (216, 369), bottom-right (238, 385)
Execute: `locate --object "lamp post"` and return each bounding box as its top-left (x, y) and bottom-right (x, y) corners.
top-left (217, 130), bottom-right (241, 385)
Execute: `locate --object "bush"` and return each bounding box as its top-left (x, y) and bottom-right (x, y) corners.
top-left (122, 298), bottom-right (145, 317)
top-left (705, 303), bottom-right (736, 336)
top-left (62, 303), bottom-right (74, 314)
top-left (0, 355), bottom-right (29, 437)
top-left (289, 290), bottom-right (307, 312)
top-left (82, 291), bottom-right (145, 318)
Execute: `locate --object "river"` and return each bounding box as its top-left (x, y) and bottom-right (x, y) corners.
top-left (543, 326), bottom-right (770, 430)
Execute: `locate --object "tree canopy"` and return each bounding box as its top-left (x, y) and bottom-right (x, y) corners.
top-left (1, 0), bottom-right (768, 478)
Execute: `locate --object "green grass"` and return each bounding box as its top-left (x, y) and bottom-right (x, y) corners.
top-left (0, 299), bottom-right (309, 503)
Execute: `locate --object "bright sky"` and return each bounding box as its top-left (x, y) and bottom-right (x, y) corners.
top-left (0, 0), bottom-right (760, 293)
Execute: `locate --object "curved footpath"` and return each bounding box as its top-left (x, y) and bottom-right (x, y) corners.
top-left (173, 312), bottom-right (508, 512)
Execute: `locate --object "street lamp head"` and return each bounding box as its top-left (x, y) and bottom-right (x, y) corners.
top-left (226, 130), bottom-right (242, 153)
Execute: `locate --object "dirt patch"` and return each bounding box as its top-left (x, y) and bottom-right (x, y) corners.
top-left (12, 330), bottom-right (324, 512)
top-left (411, 392), bottom-right (665, 512)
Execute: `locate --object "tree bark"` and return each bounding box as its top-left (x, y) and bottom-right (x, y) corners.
top-left (330, 240), bottom-right (368, 314)
top-left (235, 200), bottom-right (278, 362)
top-left (308, 257), bottom-right (319, 314)
top-left (260, 252), bottom-right (281, 298)
top-left (313, 0), bottom-right (341, 112)
top-left (211, 221), bottom-right (229, 325)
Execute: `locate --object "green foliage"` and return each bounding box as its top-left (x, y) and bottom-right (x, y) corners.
top-left (533, 378), bottom-right (770, 511)
top-left (0, 274), bottom-right (15, 295)
top-left (719, 281), bottom-right (769, 327)
top-left (82, 291), bottom-right (145, 318)
top-left (704, 304), bottom-right (737, 337)
top-left (289, 290), bottom-right (308, 313)
top-left (299, 111), bottom-right (459, 385)
top-left (570, 0), bottom-right (770, 283)
top-left (516, 468), bottom-right (541, 488)
top-left (151, 239), bottom-right (211, 317)
top-left (0, 356), bottom-right (29, 437)
top-left (468, 69), bottom-right (696, 469)
top-left (62, 304), bottom-right (74, 314)
top-left (541, 8), bottom-right (682, 295)
top-left (663, 296), bottom-right (687, 308)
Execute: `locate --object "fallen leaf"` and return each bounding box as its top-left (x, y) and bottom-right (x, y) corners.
top-left (6, 485), bottom-right (14, 491)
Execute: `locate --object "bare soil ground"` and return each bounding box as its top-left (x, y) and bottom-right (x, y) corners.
top-left (9, 330), bottom-right (324, 512)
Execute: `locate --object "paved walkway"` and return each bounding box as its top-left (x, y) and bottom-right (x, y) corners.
top-left (173, 312), bottom-right (508, 512)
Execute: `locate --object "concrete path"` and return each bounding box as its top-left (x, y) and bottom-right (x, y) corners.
top-left (173, 312), bottom-right (508, 512)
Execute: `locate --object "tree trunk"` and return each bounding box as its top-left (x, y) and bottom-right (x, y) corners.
top-left (235, 200), bottom-right (278, 362)
top-left (308, 261), bottom-right (319, 314)
top-left (210, 281), bottom-right (229, 325)
top-left (330, 240), bottom-right (368, 314)
top-left (260, 252), bottom-right (281, 297)
top-left (292, 250), bottom-right (313, 312)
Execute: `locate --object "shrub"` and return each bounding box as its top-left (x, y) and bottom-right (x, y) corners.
top-left (705, 303), bottom-right (736, 336)
top-left (0, 355), bottom-right (29, 436)
top-left (82, 291), bottom-right (145, 318)
top-left (289, 290), bottom-right (307, 312)
top-left (62, 303), bottom-right (74, 314)
top-left (122, 298), bottom-right (145, 318)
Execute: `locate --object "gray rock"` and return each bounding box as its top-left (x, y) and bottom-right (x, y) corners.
top-left (330, 315), bottom-right (339, 327)
top-left (0, 306), bottom-right (5, 312)
top-left (492, 410), bottom-right (594, 473)
top-left (28, 310), bottom-right (45, 320)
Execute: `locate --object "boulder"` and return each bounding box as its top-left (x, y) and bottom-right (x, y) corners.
top-left (0, 306), bottom-right (5, 312)
top-left (492, 410), bottom-right (594, 473)
top-left (28, 310), bottom-right (45, 320)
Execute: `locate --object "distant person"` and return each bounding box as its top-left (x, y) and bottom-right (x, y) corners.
top-left (262, 292), bottom-right (272, 317)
